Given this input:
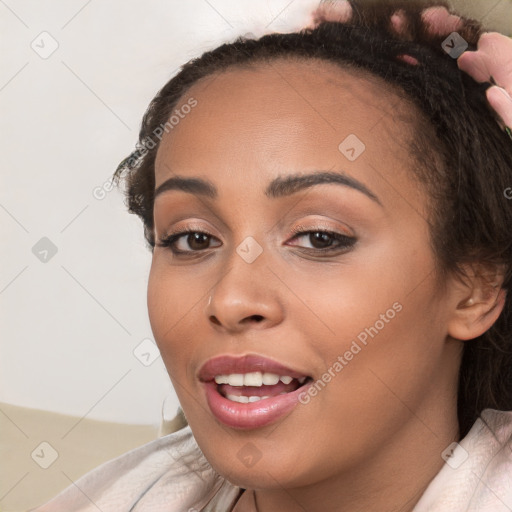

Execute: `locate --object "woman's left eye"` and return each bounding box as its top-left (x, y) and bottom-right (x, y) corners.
top-left (156, 228), bottom-right (356, 255)
top-left (288, 229), bottom-right (356, 253)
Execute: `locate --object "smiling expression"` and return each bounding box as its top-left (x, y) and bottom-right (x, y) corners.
top-left (147, 58), bottom-right (463, 489)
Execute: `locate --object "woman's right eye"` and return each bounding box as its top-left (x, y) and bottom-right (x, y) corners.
top-left (156, 229), bottom-right (220, 254)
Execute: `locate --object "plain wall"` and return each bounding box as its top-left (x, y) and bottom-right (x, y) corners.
top-left (1, 0), bottom-right (318, 425)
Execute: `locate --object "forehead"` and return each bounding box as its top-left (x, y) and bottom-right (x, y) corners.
top-left (154, 57), bottom-right (417, 192)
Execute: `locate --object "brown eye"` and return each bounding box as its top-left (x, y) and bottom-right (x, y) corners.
top-left (288, 228), bottom-right (357, 254)
top-left (308, 232), bottom-right (336, 249)
top-left (156, 229), bottom-right (221, 254)
top-left (186, 232), bottom-right (211, 250)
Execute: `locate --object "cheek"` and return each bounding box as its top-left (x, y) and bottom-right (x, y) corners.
top-left (290, 229), bottom-right (432, 345)
top-left (310, 280), bottom-right (446, 432)
top-left (147, 259), bottom-right (199, 375)
top-left (296, 232), bottom-right (443, 403)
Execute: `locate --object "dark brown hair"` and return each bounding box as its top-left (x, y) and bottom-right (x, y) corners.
top-left (112, 0), bottom-right (512, 437)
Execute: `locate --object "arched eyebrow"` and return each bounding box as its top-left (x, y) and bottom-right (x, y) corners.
top-left (154, 171), bottom-right (382, 206)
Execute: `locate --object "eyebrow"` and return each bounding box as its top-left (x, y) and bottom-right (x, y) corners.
top-left (153, 171), bottom-right (382, 206)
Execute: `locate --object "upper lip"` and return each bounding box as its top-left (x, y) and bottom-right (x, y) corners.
top-left (198, 354), bottom-right (310, 382)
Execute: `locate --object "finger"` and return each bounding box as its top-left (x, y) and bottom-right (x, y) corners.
top-left (310, 0), bottom-right (353, 28)
top-left (474, 32), bottom-right (512, 57)
top-left (421, 6), bottom-right (463, 36)
top-left (472, 32), bottom-right (512, 88)
top-left (390, 9), bottom-right (407, 35)
top-left (389, 9), bottom-right (416, 41)
top-left (487, 86), bottom-right (512, 128)
top-left (457, 50), bottom-right (492, 83)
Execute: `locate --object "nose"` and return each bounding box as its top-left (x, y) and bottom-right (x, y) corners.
top-left (205, 245), bottom-right (285, 333)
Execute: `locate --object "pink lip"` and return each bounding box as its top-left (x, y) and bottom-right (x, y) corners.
top-left (203, 380), bottom-right (312, 429)
top-left (198, 354), bottom-right (312, 430)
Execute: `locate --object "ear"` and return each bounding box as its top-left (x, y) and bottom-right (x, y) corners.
top-left (447, 264), bottom-right (507, 341)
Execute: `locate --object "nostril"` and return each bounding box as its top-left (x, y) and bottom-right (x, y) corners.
top-left (209, 316), bottom-right (221, 325)
top-left (209, 314), bottom-right (264, 326)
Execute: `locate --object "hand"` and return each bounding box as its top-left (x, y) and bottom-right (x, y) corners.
top-left (457, 32), bottom-right (512, 128)
top-left (307, 2), bottom-right (512, 130)
top-left (420, 6), bottom-right (512, 129)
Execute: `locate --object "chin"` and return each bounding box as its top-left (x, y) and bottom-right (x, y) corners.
top-left (190, 429), bottom-right (315, 489)
top-left (210, 456), bottom-right (307, 489)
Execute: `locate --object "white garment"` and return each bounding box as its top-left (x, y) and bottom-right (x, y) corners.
top-left (30, 409), bottom-right (512, 512)
top-left (413, 408), bottom-right (512, 511)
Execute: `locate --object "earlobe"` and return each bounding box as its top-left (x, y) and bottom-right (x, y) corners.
top-left (448, 285), bottom-right (507, 341)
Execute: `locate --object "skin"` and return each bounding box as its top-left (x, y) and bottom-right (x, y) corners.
top-left (147, 58), bottom-right (505, 512)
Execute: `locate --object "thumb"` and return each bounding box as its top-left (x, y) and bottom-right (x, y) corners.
top-left (457, 50), bottom-right (491, 83)
top-left (487, 86), bottom-right (512, 128)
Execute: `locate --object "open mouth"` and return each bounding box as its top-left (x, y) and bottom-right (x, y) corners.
top-left (198, 354), bottom-right (314, 429)
top-left (214, 373), bottom-right (313, 403)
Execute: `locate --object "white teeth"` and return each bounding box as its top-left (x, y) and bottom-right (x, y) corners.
top-left (262, 372), bottom-right (280, 385)
top-left (227, 374), bottom-right (244, 386)
top-left (244, 372), bottom-right (263, 386)
top-left (227, 394), bottom-right (249, 403)
top-left (214, 372), bottom-right (307, 387)
top-left (226, 394), bottom-right (270, 403)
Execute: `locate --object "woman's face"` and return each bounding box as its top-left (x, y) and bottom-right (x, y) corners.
top-left (148, 59), bottom-right (462, 489)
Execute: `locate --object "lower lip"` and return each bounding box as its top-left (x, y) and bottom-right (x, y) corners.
top-left (203, 380), bottom-right (311, 430)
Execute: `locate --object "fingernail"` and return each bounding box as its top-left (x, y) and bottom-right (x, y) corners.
top-left (496, 86), bottom-right (512, 103)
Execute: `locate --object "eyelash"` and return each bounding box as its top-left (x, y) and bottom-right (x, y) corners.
top-left (156, 225), bottom-right (356, 256)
